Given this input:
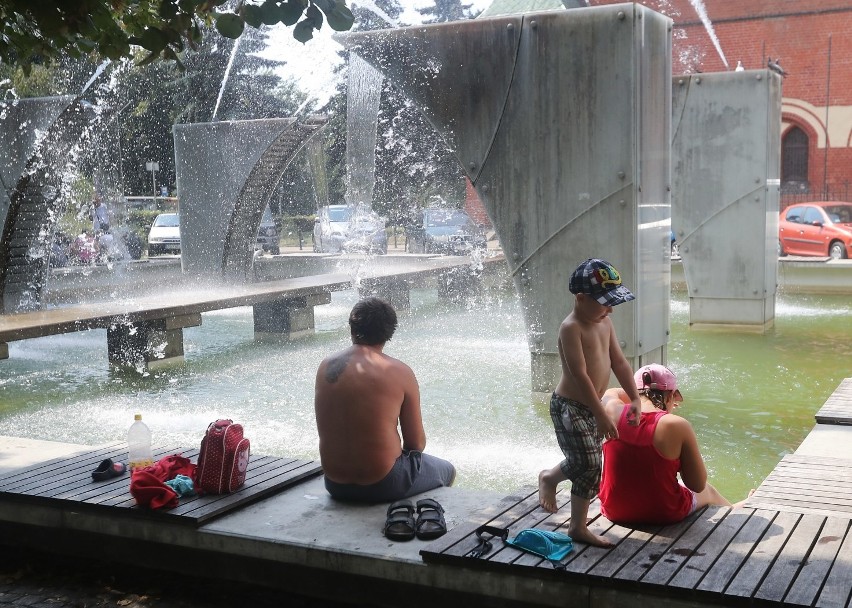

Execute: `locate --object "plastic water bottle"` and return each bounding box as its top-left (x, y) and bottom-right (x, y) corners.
top-left (128, 413), bottom-right (153, 470)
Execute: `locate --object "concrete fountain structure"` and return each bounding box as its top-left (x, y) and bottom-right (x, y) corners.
top-left (339, 3), bottom-right (674, 391)
top-left (0, 96), bottom-right (94, 314)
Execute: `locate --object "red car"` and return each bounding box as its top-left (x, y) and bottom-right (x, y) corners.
top-left (778, 201), bottom-right (852, 259)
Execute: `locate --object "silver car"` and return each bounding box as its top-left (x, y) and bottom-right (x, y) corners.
top-left (313, 205), bottom-right (387, 254)
top-left (147, 213), bottom-right (181, 256)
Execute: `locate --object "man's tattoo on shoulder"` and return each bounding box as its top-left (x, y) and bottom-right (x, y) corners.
top-left (325, 353), bottom-right (351, 383)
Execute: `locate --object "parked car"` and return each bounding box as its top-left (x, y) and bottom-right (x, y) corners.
top-left (147, 212), bottom-right (181, 256)
top-left (313, 205), bottom-right (388, 254)
top-left (778, 201), bottom-right (852, 259)
top-left (256, 205), bottom-right (280, 254)
top-left (406, 208), bottom-right (487, 255)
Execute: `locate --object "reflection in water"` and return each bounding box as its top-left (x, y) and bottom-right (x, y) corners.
top-left (1, 288), bottom-right (850, 501)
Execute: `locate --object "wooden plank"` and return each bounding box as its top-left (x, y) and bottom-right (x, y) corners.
top-left (667, 507), bottom-right (751, 590)
top-left (696, 508), bottom-right (776, 594)
top-left (0, 443), bottom-right (124, 489)
top-left (420, 486), bottom-right (542, 562)
top-left (638, 506), bottom-right (728, 586)
top-left (816, 520), bottom-right (852, 608)
top-left (784, 516), bottom-right (849, 606)
top-left (562, 502), bottom-right (633, 575)
top-left (484, 489), bottom-right (573, 568)
top-left (586, 524), bottom-right (661, 579)
top-left (725, 510), bottom-right (799, 598)
top-left (753, 513), bottom-right (825, 602)
top-left (815, 378), bottom-right (852, 425)
top-left (612, 509), bottom-right (704, 582)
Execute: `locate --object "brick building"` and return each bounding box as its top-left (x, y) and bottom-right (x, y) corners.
top-left (593, 0), bottom-right (852, 206)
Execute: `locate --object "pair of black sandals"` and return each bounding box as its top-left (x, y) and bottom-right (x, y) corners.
top-left (383, 498), bottom-right (447, 541)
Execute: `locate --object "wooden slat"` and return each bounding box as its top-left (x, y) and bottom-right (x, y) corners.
top-left (612, 509), bottom-right (702, 582)
top-left (816, 521), bottom-right (852, 608)
top-left (0, 447), bottom-right (321, 526)
top-left (815, 378), bottom-right (852, 425)
top-left (638, 505), bottom-right (728, 586)
top-left (754, 513), bottom-right (825, 602)
top-left (668, 507), bottom-right (751, 590)
top-left (725, 510), bottom-right (799, 598)
top-left (696, 508), bottom-right (776, 594)
top-left (745, 453), bottom-right (852, 519)
top-left (784, 517), bottom-right (849, 606)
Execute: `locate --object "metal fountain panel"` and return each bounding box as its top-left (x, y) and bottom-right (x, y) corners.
top-left (672, 70), bottom-right (781, 330)
top-left (173, 117), bottom-right (325, 280)
top-left (340, 3), bottom-right (672, 390)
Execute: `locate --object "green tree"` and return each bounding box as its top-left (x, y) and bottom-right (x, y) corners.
top-left (417, 0), bottom-right (476, 23)
top-left (0, 0), bottom-right (354, 73)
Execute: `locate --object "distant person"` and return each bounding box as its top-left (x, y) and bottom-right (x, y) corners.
top-left (49, 235), bottom-right (68, 268)
top-left (538, 258), bottom-right (641, 547)
top-left (92, 195), bottom-right (110, 233)
top-left (598, 364), bottom-right (746, 525)
top-left (70, 230), bottom-right (97, 265)
top-left (314, 296), bottom-right (455, 502)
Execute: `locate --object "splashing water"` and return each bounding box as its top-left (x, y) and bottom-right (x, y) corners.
top-left (212, 37), bottom-right (242, 121)
top-left (687, 0), bottom-right (728, 69)
top-left (81, 61), bottom-right (111, 96)
top-left (344, 53), bottom-right (384, 210)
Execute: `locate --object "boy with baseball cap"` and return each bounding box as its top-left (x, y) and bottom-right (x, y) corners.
top-left (538, 258), bottom-right (642, 547)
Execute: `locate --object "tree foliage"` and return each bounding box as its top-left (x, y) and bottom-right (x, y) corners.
top-left (0, 0), bottom-right (354, 72)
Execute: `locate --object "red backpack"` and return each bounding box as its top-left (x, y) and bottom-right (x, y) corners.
top-left (195, 419), bottom-right (251, 494)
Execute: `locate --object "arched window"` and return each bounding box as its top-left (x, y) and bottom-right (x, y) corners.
top-left (781, 126), bottom-right (809, 193)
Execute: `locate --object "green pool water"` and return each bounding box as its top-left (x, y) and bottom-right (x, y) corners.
top-left (1, 286), bottom-right (849, 502)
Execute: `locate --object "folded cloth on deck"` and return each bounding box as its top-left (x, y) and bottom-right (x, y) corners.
top-left (130, 455), bottom-right (196, 509)
top-left (165, 474), bottom-right (196, 497)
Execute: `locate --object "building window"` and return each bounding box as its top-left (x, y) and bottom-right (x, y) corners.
top-left (781, 126), bottom-right (809, 193)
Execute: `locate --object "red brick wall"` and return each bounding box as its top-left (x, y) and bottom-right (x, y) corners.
top-left (592, 1), bottom-right (852, 202)
top-left (464, 178), bottom-right (493, 228)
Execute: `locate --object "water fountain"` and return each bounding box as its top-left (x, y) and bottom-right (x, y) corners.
top-left (1, 0), bottom-right (847, 509)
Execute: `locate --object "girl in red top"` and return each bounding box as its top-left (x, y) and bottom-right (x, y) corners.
top-left (598, 364), bottom-right (738, 525)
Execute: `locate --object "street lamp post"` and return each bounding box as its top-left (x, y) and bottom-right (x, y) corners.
top-left (145, 161), bottom-right (159, 199)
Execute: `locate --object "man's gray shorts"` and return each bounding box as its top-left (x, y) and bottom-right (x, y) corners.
top-left (324, 450), bottom-right (455, 503)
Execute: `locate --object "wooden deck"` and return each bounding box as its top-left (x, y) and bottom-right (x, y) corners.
top-left (815, 378), bottom-right (852, 425)
top-left (420, 486), bottom-right (852, 607)
top-left (0, 443), bottom-right (322, 526)
top-left (420, 377), bottom-right (852, 607)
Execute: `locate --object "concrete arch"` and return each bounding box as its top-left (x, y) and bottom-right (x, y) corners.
top-left (0, 96), bottom-right (94, 313)
top-left (173, 117), bottom-right (327, 282)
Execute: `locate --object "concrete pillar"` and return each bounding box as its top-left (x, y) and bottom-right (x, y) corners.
top-left (672, 70), bottom-right (781, 331)
top-left (438, 265), bottom-right (482, 302)
top-left (253, 293), bottom-right (331, 341)
top-left (0, 342), bottom-right (7, 360)
top-left (339, 4), bottom-right (673, 391)
top-left (106, 313), bottom-right (201, 370)
top-left (358, 279), bottom-right (411, 311)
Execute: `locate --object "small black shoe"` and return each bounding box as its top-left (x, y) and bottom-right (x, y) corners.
top-left (91, 458), bottom-right (127, 482)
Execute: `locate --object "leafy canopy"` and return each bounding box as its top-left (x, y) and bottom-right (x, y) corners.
top-left (0, 0), bottom-right (354, 71)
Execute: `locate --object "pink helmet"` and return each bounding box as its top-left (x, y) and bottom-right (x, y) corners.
top-left (635, 364), bottom-right (683, 401)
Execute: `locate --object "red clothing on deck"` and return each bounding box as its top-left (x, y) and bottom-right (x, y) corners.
top-left (130, 454), bottom-right (196, 510)
top-left (599, 405), bottom-right (693, 525)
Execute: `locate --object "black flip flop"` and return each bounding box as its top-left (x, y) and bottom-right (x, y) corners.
top-left (383, 500), bottom-right (416, 541)
top-left (415, 498), bottom-right (447, 540)
top-left (91, 458), bottom-right (127, 482)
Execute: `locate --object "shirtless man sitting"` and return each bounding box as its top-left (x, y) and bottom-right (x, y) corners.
top-left (314, 296), bottom-right (455, 502)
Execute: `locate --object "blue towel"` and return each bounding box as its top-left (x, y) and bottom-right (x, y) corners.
top-left (165, 474), bottom-right (196, 497)
top-left (505, 529), bottom-right (574, 565)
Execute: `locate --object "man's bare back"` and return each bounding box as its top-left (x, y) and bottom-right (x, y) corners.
top-left (315, 344), bottom-right (425, 485)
